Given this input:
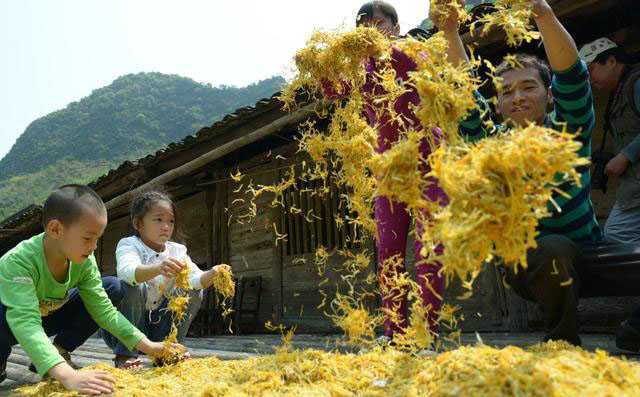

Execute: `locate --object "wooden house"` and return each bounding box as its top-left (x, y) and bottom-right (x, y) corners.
top-left (1, 0), bottom-right (639, 337)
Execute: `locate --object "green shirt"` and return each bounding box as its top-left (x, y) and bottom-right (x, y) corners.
top-left (459, 59), bottom-right (602, 243)
top-left (0, 233), bottom-right (144, 375)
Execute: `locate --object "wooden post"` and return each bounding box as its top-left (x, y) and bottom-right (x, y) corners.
top-left (272, 160), bottom-right (284, 323)
top-left (204, 186), bottom-right (217, 335)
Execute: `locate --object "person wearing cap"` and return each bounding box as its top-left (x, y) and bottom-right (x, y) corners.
top-left (434, 0), bottom-right (601, 346)
top-left (580, 38), bottom-right (640, 245)
top-left (580, 38), bottom-right (640, 352)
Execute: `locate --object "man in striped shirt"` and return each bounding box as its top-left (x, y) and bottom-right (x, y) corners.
top-left (433, 0), bottom-right (601, 345)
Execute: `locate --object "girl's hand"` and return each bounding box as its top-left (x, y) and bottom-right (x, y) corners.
top-left (201, 264), bottom-right (232, 289)
top-left (155, 258), bottom-right (186, 278)
top-left (212, 264), bottom-right (231, 274)
top-left (137, 339), bottom-right (189, 359)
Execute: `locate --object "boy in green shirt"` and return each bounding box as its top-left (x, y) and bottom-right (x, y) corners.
top-left (0, 185), bottom-right (185, 395)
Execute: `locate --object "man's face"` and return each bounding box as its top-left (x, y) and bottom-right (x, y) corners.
top-left (588, 57), bottom-right (619, 91)
top-left (363, 8), bottom-right (399, 38)
top-left (51, 208), bottom-right (107, 264)
top-left (497, 67), bottom-right (552, 127)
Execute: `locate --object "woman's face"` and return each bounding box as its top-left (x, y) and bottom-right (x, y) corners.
top-left (362, 8), bottom-right (399, 38)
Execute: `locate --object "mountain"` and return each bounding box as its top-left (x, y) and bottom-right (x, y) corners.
top-left (0, 73), bottom-right (285, 220)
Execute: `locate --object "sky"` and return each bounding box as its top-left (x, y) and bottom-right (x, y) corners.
top-left (0, 0), bottom-right (429, 161)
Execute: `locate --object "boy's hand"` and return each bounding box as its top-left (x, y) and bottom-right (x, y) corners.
top-left (57, 368), bottom-right (115, 395)
top-left (156, 258), bottom-right (185, 278)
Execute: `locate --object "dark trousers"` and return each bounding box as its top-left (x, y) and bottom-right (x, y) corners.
top-left (0, 276), bottom-right (124, 362)
top-left (504, 235), bottom-right (582, 345)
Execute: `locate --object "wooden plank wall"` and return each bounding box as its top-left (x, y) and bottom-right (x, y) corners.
top-left (227, 154), bottom-right (282, 332)
top-left (99, 216), bottom-right (130, 276)
top-left (176, 192), bottom-right (210, 266)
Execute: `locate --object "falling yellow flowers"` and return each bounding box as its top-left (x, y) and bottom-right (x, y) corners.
top-left (423, 125), bottom-right (589, 282)
top-left (212, 264), bottom-right (235, 300)
top-left (471, 0), bottom-right (541, 47)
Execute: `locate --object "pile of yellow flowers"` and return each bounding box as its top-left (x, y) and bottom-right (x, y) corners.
top-left (18, 342), bottom-right (640, 396)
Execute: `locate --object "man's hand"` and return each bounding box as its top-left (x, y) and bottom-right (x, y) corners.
top-left (430, 0), bottom-right (469, 66)
top-left (51, 362), bottom-right (115, 395)
top-left (531, 0), bottom-right (554, 20)
top-left (529, 0), bottom-right (577, 73)
top-left (430, 0), bottom-right (465, 33)
top-left (605, 153), bottom-right (631, 178)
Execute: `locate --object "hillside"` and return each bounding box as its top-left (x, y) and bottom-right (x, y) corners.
top-left (0, 73), bottom-right (284, 220)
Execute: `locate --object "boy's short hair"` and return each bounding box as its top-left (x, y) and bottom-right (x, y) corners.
top-left (42, 185), bottom-right (107, 228)
top-left (356, 1), bottom-right (399, 27)
top-left (495, 53), bottom-right (552, 89)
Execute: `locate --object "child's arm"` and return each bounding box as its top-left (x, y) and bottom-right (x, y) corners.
top-left (78, 257), bottom-right (185, 356)
top-left (116, 239), bottom-right (184, 284)
top-left (200, 264), bottom-right (232, 290)
top-left (0, 257), bottom-right (120, 394)
top-left (0, 259), bottom-right (67, 375)
top-left (179, 251), bottom-right (228, 290)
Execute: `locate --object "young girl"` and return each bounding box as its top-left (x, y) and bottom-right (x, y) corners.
top-left (328, 1), bottom-right (447, 341)
top-left (102, 190), bottom-right (229, 368)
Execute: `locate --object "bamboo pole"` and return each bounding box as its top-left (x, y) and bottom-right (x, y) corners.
top-left (106, 102), bottom-right (323, 210)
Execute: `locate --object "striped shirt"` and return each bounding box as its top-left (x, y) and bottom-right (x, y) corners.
top-left (459, 59), bottom-right (602, 243)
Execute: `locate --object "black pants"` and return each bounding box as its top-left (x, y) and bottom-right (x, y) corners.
top-left (504, 235), bottom-right (582, 345)
top-left (0, 276), bottom-right (124, 363)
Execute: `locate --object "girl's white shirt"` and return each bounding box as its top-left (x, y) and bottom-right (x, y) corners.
top-left (116, 236), bottom-right (204, 310)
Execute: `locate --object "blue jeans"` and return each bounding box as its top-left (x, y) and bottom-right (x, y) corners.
top-left (101, 282), bottom-right (202, 358)
top-left (0, 276), bottom-right (125, 362)
top-left (604, 203), bottom-right (640, 244)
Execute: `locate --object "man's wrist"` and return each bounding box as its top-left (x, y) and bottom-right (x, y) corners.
top-left (533, 5), bottom-right (554, 21)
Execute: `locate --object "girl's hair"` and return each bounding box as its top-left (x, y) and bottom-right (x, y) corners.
top-left (129, 189), bottom-right (182, 241)
top-left (356, 1), bottom-right (399, 27)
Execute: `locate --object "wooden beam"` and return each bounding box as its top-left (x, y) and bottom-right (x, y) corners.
top-left (461, 0), bottom-right (608, 49)
top-left (105, 102), bottom-right (323, 210)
